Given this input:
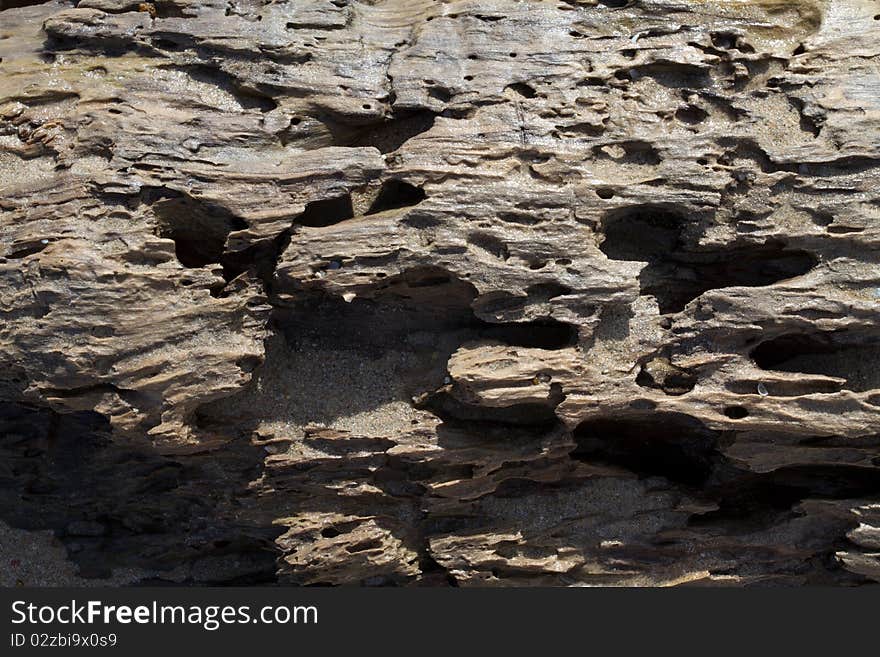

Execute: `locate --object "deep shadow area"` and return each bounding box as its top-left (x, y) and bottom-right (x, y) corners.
top-left (599, 205), bottom-right (817, 313)
top-left (693, 461), bottom-right (880, 535)
top-left (195, 287), bottom-right (478, 440)
top-left (420, 390), bottom-right (564, 427)
top-left (0, 401), bottom-right (279, 583)
top-left (198, 267), bottom-right (578, 444)
top-left (366, 267), bottom-right (578, 349)
top-left (751, 333), bottom-right (880, 392)
top-left (329, 110), bottom-right (437, 154)
top-left (367, 180), bottom-right (426, 215)
top-left (295, 194), bottom-right (354, 227)
top-left (478, 320), bottom-right (577, 349)
top-left (148, 188), bottom-right (247, 268)
top-left (635, 355), bottom-right (698, 395)
top-left (571, 412), bottom-right (721, 486)
top-left (0, 0), bottom-right (53, 8)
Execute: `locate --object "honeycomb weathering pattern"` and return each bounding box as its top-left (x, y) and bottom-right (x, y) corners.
top-left (1, 0), bottom-right (880, 585)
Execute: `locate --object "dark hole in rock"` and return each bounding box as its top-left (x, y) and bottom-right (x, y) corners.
top-left (724, 406), bottom-right (749, 419)
top-left (418, 552), bottom-right (460, 587)
top-left (366, 267), bottom-right (578, 349)
top-left (297, 194), bottom-right (354, 227)
top-left (366, 266), bottom-right (478, 317)
top-left (526, 281), bottom-right (572, 300)
top-left (676, 105), bottom-right (708, 124)
top-left (367, 180), bottom-right (426, 215)
top-left (701, 464), bottom-right (880, 526)
top-left (221, 232), bottom-right (289, 290)
top-left (571, 412), bottom-right (720, 486)
top-left (0, 402), bottom-right (279, 583)
top-left (688, 478), bottom-right (813, 531)
top-left (600, 205), bottom-right (683, 262)
top-left (150, 191), bottom-right (248, 268)
top-left (751, 333), bottom-right (880, 392)
top-left (427, 86), bottom-right (453, 102)
top-left (331, 110), bottom-right (436, 154)
top-left (506, 82), bottom-right (537, 98)
top-left (711, 33), bottom-right (737, 50)
top-left (151, 2), bottom-right (188, 19)
top-left (636, 356), bottom-right (697, 395)
top-left (152, 37), bottom-right (188, 53)
top-left (204, 291), bottom-right (476, 442)
top-left (477, 319), bottom-right (577, 349)
top-left (599, 205), bottom-right (818, 313)
top-left (710, 32), bottom-right (755, 54)
top-left (169, 237), bottom-right (214, 268)
top-left (467, 231), bottom-right (509, 259)
top-left (555, 120), bottom-right (605, 138)
top-left (1, 0), bottom-right (55, 7)
top-left (594, 140), bottom-right (662, 166)
top-left (826, 224), bottom-right (863, 234)
top-left (7, 240), bottom-right (49, 259)
top-left (423, 396), bottom-right (562, 427)
top-left (810, 210), bottom-right (834, 227)
top-left (647, 248), bottom-right (817, 315)
top-left (629, 63), bottom-right (713, 89)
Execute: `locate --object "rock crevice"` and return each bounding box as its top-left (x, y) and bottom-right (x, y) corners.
top-left (2, 0), bottom-right (880, 586)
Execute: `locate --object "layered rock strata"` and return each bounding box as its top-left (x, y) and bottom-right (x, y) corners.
top-left (2, 0), bottom-right (880, 585)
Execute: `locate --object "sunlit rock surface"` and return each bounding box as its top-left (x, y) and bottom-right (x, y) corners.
top-left (2, 0), bottom-right (880, 586)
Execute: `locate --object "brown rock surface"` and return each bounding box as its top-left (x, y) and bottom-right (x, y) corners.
top-left (2, 0), bottom-right (880, 585)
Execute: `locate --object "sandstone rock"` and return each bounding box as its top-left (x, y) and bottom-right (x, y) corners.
top-left (1, 0), bottom-right (879, 586)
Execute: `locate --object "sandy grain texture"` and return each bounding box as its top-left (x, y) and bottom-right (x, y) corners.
top-left (1, 0), bottom-right (880, 586)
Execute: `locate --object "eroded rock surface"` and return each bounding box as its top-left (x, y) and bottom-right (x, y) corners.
top-left (2, 0), bottom-right (880, 586)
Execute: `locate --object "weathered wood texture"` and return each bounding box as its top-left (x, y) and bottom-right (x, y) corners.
top-left (2, 0), bottom-right (880, 585)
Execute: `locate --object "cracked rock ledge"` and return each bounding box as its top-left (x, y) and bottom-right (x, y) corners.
top-left (2, 0), bottom-right (880, 586)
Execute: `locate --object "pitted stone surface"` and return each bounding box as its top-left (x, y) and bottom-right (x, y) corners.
top-left (2, 0), bottom-right (880, 585)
